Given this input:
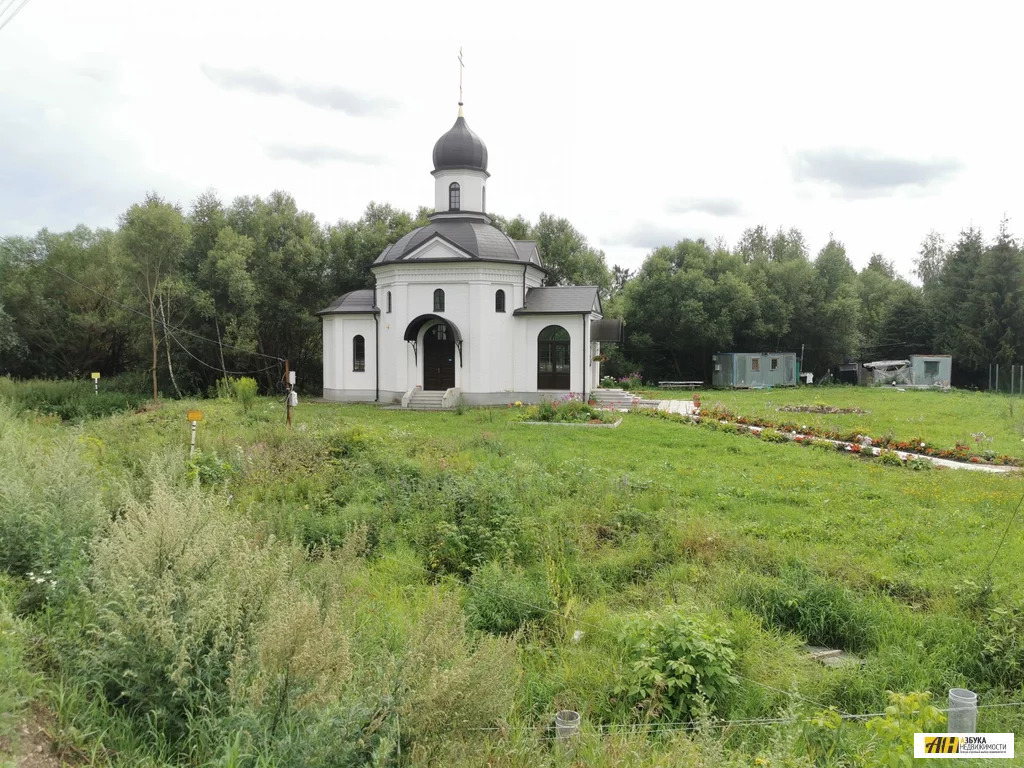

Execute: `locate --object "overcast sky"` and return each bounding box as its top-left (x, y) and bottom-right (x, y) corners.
top-left (1, 1), bottom-right (1020, 278)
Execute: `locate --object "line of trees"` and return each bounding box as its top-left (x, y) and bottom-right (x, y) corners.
top-left (609, 222), bottom-right (1023, 386)
top-left (1, 189), bottom-right (1021, 393)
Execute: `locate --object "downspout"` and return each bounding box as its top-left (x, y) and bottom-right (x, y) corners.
top-left (522, 264), bottom-right (528, 308)
top-left (581, 312), bottom-right (588, 403)
top-left (374, 312), bottom-right (379, 402)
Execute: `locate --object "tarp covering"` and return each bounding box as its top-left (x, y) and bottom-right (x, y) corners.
top-left (864, 359), bottom-right (911, 385)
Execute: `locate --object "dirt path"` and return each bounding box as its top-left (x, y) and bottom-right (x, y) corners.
top-left (1, 709), bottom-right (66, 768)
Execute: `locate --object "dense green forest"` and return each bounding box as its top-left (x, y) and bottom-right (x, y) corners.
top-left (2, 191), bottom-right (1022, 393)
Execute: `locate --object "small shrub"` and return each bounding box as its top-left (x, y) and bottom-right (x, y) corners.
top-left (877, 450), bottom-right (905, 467)
top-left (185, 448), bottom-right (237, 486)
top-left (233, 377), bottom-right (258, 412)
top-left (614, 609), bottom-right (738, 722)
top-left (464, 561), bottom-right (553, 634)
top-left (906, 456), bottom-right (933, 471)
top-left (214, 377), bottom-right (233, 399)
top-left (978, 597), bottom-right (1024, 688)
top-left (758, 428), bottom-right (789, 443)
top-left (865, 692), bottom-right (945, 766)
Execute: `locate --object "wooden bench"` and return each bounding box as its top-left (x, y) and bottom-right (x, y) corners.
top-left (658, 381), bottom-right (704, 389)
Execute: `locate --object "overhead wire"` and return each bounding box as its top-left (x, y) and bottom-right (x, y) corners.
top-left (466, 701), bottom-right (1024, 739)
top-left (984, 483), bottom-right (1024, 575)
top-left (0, 0), bottom-right (30, 32)
top-left (166, 328), bottom-right (281, 377)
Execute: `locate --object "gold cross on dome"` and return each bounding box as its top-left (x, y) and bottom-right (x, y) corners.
top-left (458, 47), bottom-right (464, 113)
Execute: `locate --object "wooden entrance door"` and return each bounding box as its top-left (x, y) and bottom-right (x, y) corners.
top-left (423, 323), bottom-right (455, 390)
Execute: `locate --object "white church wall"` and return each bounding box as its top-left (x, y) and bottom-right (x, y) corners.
top-left (321, 315), bottom-right (377, 402)
top-left (432, 169), bottom-right (486, 213)
top-left (327, 262), bottom-right (567, 404)
top-left (514, 314), bottom-right (590, 396)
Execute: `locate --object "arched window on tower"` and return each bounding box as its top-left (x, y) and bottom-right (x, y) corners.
top-left (433, 288), bottom-right (445, 312)
top-left (386, 291), bottom-right (392, 313)
top-left (495, 289), bottom-right (506, 313)
top-left (448, 182), bottom-right (461, 211)
top-left (353, 335), bottom-right (365, 372)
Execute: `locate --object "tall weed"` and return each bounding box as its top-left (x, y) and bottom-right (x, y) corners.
top-left (82, 474), bottom-right (300, 741)
top-left (0, 405), bottom-right (105, 580)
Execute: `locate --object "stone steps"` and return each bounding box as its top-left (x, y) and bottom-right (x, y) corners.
top-left (406, 390), bottom-right (447, 410)
top-left (592, 388), bottom-right (642, 410)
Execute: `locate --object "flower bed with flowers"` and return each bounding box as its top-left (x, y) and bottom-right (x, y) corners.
top-left (511, 394), bottom-right (620, 424)
top-left (693, 404), bottom-right (1023, 467)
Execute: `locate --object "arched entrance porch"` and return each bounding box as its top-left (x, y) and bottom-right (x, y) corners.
top-left (404, 314), bottom-right (464, 391)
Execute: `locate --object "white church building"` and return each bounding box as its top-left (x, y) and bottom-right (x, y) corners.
top-left (319, 106), bottom-right (620, 407)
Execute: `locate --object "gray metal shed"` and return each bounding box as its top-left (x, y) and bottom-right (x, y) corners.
top-left (910, 355), bottom-right (952, 387)
top-left (712, 352), bottom-right (797, 388)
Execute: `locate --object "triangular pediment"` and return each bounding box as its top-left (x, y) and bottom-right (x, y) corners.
top-left (400, 234), bottom-right (474, 261)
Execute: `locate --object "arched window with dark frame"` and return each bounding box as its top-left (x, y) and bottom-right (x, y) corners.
top-left (495, 289), bottom-right (506, 313)
top-left (448, 182), bottom-right (460, 211)
top-left (433, 288), bottom-right (445, 312)
top-left (537, 325), bottom-right (570, 390)
top-left (353, 335), bottom-right (365, 372)
top-left (386, 291), bottom-right (392, 313)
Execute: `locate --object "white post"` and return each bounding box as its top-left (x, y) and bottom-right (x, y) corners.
top-left (94, 379), bottom-right (98, 396)
top-left (189, 420), bottom-right (198, 457)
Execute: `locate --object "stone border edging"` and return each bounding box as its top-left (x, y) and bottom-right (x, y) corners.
top-left (689, 415), bottom-right (1018, 474)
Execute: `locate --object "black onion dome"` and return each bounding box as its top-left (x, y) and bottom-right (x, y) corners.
top-left (432, 115), bottom-right (488, 172)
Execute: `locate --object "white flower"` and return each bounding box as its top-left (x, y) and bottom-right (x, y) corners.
top-left (571, 630), bottom-right (584, 644)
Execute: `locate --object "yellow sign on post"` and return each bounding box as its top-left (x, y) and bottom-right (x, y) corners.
top-left (91, 372), bottom-right (101, 380)
top-left (187, 411), bottom-right (202, 457)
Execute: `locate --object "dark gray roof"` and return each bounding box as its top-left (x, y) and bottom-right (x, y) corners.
top-left (514, 286), bottom-right (602, 315)
top-left (317, 289), bottom-right (378, 315)
top-left (512, 240), bottom-right (539, 263)
top-left (433, 115), bottom-right (488, 173)
top-left (374, 219), bottom-right (543, 267)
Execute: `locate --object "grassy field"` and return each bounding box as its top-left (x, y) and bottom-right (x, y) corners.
top-left (2, 385), bottom-right (1024, 766)
top-left (645, 386), bottom-right (1024, 459)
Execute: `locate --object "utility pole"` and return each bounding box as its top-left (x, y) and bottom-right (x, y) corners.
top-left (284, 359), bottom-right (292, 428)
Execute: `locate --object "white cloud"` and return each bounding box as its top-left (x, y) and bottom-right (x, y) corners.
top-left (201, 65), bottom-right (398, 116)
top-left (0, 0), bottom-right (1021, 281)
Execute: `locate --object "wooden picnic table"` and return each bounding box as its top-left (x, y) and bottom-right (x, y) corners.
top-left (658, 381), bottom-right (704, 389)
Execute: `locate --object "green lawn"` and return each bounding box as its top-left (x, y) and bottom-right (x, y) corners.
top-left (3, 392), bottom-right (1024, 766)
